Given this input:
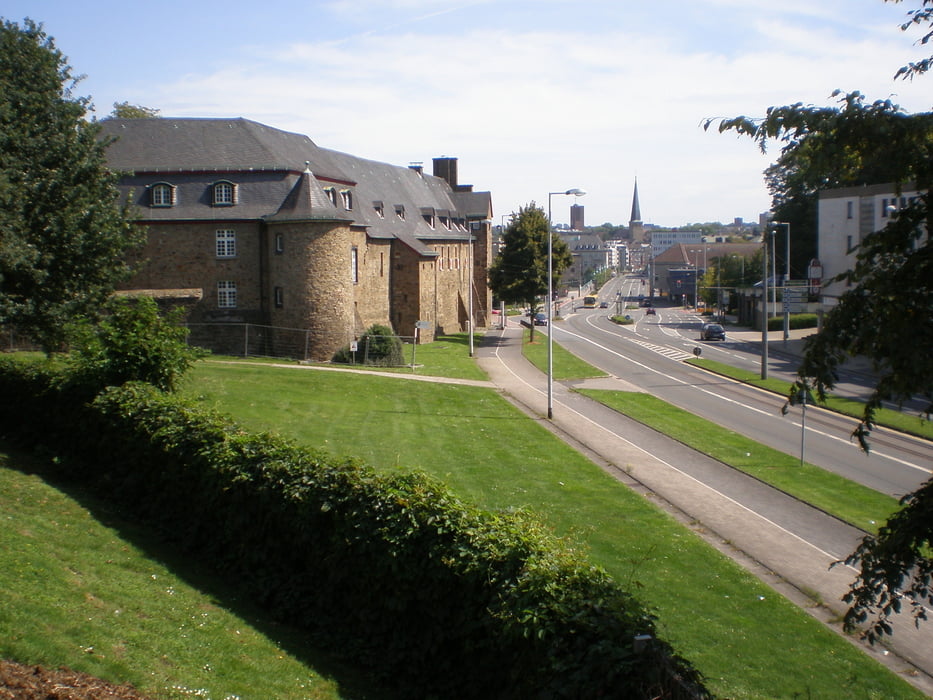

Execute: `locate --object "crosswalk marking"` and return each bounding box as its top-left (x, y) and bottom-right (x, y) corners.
top-left (627, 337), bottom-right (693, 361)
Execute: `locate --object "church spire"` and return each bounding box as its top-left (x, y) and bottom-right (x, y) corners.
top-left (630, 177), bottom-right (642, 225)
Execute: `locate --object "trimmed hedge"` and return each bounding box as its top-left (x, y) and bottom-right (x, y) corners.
top-left (0, 358), bottom-right (707, 698)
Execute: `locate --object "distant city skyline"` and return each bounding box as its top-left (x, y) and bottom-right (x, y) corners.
top-left (5, 0), bottom-right (930, 226)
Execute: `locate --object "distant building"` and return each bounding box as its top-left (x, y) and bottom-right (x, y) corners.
top-left (570, 203), bottom-right (585, 231)
top-left (629, 178), bottom-right (646, 242)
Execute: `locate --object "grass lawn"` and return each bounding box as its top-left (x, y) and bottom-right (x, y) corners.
top-left (173, 355), bottom-right (923, 699)
top-left (0, 447), bottom-right (375, 700)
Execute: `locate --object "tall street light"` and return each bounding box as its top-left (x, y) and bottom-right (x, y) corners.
top-left (547, 188), bottom-right (586, 419)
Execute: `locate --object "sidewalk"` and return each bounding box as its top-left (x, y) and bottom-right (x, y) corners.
top-left (475, 321), bottom-right (933, 695)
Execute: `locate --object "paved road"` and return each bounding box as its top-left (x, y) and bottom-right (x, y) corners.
top-left (475, 320), bottom-right (933, 695)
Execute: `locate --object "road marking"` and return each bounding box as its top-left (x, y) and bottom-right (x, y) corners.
top-left (488, 329), bottom-right (856, 568)
top-left (556, 318), bottom-right (931, 477)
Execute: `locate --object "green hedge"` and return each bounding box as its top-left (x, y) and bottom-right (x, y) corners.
top-left (767, 313), bottom-right (818, 331)
top-left (0, 358), bottom-right (706, 698)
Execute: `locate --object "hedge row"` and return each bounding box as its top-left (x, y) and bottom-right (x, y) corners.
top-left (0, 358), bottom-right (707, 698)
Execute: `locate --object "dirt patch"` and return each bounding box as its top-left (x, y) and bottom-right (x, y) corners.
top-left (0, 659), bottom-right (156, 699)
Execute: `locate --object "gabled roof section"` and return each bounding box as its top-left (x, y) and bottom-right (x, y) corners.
top-left (265, 165), bottom-right (348, 223)
top-left (100, 117), bottom-right (353, 182)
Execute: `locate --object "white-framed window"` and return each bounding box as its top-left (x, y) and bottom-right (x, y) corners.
top-left (216, 229), bottom-right (236, 258)
top-left (395, 205), bottom-right (405, 220)
top-left (217, 281), bottom-right (237, 308)
top-left (324, 187), bottom-right (337, 206)
top-left (374, 201), bottom-right (384, 218)
top-left (213, 181), bottom-right (235, 206)
top-left (340, 189), bottom-right (353, 210)
top-left (351, 246), bottom-right (359, 284)
top-left (150, 183), bottom-right (174, 207)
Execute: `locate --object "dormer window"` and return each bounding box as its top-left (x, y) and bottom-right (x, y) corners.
top-left (374, 201), bottom-right (384, 218)
top-left (395, 205), bottom-right (405, 220)
top-left (421, 208), bottom-right (435, 228)
top-left (340, 189), bottom-right (353, 210)
top-left (212, 181), bottom-right (236, 206)
top-left (150, 183), bottom-right (175, 207)
top-left (324, 187), bottom-right (337, 206)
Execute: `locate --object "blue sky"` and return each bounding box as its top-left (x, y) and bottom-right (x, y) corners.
top-left (6, 0), bottom-right (931, 226)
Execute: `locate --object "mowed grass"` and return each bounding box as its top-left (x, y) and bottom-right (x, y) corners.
top-left (0, 448), bottom-right (375, 700)
top-left (177, 355), bottom-right (924, 699)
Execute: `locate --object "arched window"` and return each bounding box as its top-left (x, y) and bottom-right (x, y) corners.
top-left (212, 181), bottom-right (236, 206)
top-left (150, 182), bottom-right (175, 207)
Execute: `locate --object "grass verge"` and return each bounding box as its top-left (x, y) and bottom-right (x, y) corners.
top-left (688, 357), bottom-right (933, 441)
top-left (576, 389), bottom-right (900, 533)
top-left (520, 326), bottom-right (609, 380)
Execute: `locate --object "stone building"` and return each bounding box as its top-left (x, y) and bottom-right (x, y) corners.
top-left (101, 118), bottom-right (493, 360)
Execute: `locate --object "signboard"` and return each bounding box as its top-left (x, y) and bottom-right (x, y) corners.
top-left (415, 320), bottom-right (430, 330)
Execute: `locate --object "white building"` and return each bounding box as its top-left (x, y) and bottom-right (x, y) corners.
top-left (649, 229), bottom-right (703, 259)
top-left (818, 183), bottom-right (920, 305)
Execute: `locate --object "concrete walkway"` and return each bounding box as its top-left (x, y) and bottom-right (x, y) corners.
top-left (475, 321), bottom-right (933, 696)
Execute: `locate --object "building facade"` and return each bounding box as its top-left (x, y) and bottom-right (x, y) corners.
top-left (817, 182), bottom-right (920, 305)
top-left (101, 118), bottom-right (493, 361)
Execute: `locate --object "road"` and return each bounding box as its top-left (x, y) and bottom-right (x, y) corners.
top-left (556, 274), bottom-right (931, 500)
top-left (475, 286), bottom-right (933, 693)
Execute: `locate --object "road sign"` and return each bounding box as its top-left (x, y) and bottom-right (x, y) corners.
top-left (415, 320), bottom-right (430, 329)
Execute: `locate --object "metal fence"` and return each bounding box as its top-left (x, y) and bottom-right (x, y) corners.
top-left (184, 323), bottom-right (315, 361)
top-left (184, 322), bottom-right (418, 365)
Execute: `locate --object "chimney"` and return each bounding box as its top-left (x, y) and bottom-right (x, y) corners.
top-left (409, 162), bottom-right (423, 175)
top-left (432, 156), bottom-right (458, 187)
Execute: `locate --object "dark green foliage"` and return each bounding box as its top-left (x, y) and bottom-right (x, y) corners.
top-left (488, 203), bottom-right (573, 316)
top-left (332, 323), bottom-right (405, 366)
top-left (0, 360), bottom-right (707, 699)
top-left (0, 19), bottom-right (142, 351)
top-left (65, 296), bottom-right (206, 393)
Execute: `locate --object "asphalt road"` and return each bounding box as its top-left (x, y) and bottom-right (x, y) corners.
top-left (476, 307), bottom-right (933, 694)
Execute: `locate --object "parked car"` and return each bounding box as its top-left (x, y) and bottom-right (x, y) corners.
top-left (533, 312), bottom-right (548, 326)
top-left (645, 307), bottom-right (656, 316)
top-left (702, 323), bottom-right (725, 340)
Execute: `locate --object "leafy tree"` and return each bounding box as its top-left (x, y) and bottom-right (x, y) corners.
top-left (0, 19), bottom-right (141, 351)
top-left (66, 296), bottom-right (205, 394)
top-left (108, 101), bottom-right (161, 119)
top-left (708, 0), bottom-right (933, 643)
top-left (488, 204), bottom-right (573, 341)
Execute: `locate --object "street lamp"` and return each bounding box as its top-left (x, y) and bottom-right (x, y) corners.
top-left (547, 188), bottom-right (586, 419)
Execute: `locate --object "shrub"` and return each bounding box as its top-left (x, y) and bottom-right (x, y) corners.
top-left (65, 296), bottom-right (206, 393)
top-left (0, 361), bottom-right (708, 699)
top-left (332, 323), bottom-right (405, 366)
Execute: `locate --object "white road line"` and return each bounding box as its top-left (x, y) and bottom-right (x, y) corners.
top-left (489, 330), bottom-right (856, 567)
top-left (558, 318), bottom-right (931, 476)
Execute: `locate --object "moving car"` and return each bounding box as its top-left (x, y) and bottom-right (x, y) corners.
top-left (702, 323), bottom-right (725, 340)
top-left (645, 307), bottom-right (656, 316)
top-left (533, 312), bottom-right (548, 326)
top-left (599, 301), bottom-right (609, 309)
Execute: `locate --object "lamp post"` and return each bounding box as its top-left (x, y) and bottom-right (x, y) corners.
top-left (547, 188), bottom-right (586, 419)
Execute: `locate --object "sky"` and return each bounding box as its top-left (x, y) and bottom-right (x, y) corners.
top-left (5, 0), bottom-right (931, 227)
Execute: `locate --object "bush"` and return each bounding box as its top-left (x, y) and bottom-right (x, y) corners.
top-left (0, 361), bottom-right (708, 699)
top-left (767, 313), bottom-right (818, 332)
top-left (65, 296), bottom-right (206, 393)
top-left (332, 323), bottom-right (405, 366)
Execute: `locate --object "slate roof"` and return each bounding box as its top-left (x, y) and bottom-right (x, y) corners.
top-left (100, 117), bottom-right (490, 256)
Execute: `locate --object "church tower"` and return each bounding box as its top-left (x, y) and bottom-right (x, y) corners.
top-left (629, 177), bottom-right (646, 242)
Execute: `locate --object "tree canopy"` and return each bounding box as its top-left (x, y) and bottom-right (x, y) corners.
top-left (0, 19), bottom-right (141, 351)
top-left (488, 204), bottom-right (573, 339)
top-left (108, 101), bottom-right (161, 119)
top-left (707, 0), bottom-right (933, 643)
